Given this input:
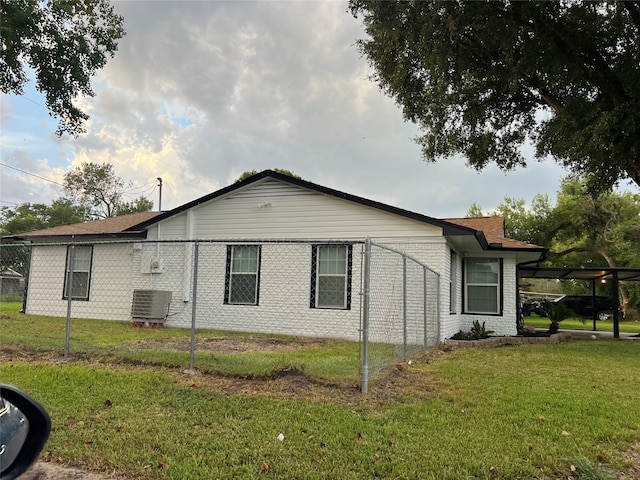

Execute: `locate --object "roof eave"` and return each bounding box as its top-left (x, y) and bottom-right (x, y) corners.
top-left (488, 245), bottom-right (548, 253)
top-left (2, 231), bottom-right (148, 243)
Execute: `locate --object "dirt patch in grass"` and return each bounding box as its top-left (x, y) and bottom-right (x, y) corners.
top-left (21, 461), bottom-right (117, 480)
top-left (0, 339), bottom-right (442, 406)
top-left (128, 335), bottom-right (329, 353)
top-left (623, 442), bottom-right (640, 479)
top-left (169, 347), bottom-right (444, 406)
top-left (0, 347), bottom-right (63, 363)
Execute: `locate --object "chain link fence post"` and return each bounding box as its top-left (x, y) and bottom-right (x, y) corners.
top-left (402, 254), bottom-right (409, 362)
top-left (360, 237), bottom-right (371, 394)
top-left (189, 241), bottom-right (199, 371)
top-left (64, 242), bottom-right (75, 357)
top-left (423, 266), bottom-right (428, 348)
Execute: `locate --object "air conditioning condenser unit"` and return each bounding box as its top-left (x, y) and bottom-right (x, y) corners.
top-left (131, 289), bottom-right (172, 322)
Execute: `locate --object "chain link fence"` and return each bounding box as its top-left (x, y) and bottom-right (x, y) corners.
top-left (360, 240), bottom-right (440, 392)
top-left (1, 239), bottom-right (440, 392)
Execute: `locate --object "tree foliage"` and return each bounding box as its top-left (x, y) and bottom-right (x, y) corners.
top-left (349, 1), bottom-right (640, 191)
top-left (469, 178), bottom-right (640, 313)
top-left (235, 169), bottom-right (303, 183)
top-left (116, 197), bottom-right (154, 216)
top-left (549, 181), bottom-right (640, 270)
top-left (0, 199), bottom-right (91, 236)
top-left (1, 0), bottom-right (125, 136)
top-left (63, 162), bottom-right (153, 218)
top-left (0, 199), bottom-right (93, 274)
top-left (467, 195), bottom-right (555, 247)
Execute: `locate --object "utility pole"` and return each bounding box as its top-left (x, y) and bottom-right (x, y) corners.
top-left (157, 177), bottom-right (163, 212)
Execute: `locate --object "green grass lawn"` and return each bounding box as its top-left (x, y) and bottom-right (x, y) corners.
top-left (2, 303), bottom-right (640, 479)
top-left (524, 314), bottom-right (640, 334)
top-left (0, 302), bottom-right (372, 384)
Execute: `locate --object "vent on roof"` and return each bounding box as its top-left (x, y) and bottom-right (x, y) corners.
top-left (131, 289), bottom-right (172, 322)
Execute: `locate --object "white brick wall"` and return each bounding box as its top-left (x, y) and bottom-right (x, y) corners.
top-left (27, 243), bottom-right (135, 321)
top-left (167, 242), bottom-right (365, 341)
top-left (24, 240), bottom-right (521, 343)
top-left (455, 254), bottom-right (519, 337)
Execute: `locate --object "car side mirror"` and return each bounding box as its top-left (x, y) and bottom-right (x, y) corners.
top-left (0, 384), bottom-right (51, 480)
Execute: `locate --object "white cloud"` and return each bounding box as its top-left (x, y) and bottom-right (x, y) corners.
top-left (0, 150), bottom-right (64, 206)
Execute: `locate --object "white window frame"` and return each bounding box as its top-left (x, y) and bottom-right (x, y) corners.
top-left (63, 245), bottom-right (93, 301)
top-left (464, 257), bottom-right (502, 314)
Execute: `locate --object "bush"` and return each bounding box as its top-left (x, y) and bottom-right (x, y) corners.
top-left (451, 320), bottom-right (494, 340)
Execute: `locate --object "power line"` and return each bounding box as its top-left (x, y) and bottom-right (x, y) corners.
top-left (124, 182), bottom-right (157, 195)
top-left (1, 162), bottom-right (165, 208)
top-left (122, 183), bottom-right (157, 201)
top-left (20, 95), bottom-right (48, 110)
top-left (0, 162), bottom-right (64, 187)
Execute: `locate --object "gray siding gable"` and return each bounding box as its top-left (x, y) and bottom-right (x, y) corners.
top-left (130, 170), bottom-right (480, 241)
top-left (154, 179), bottom-right (445, 240)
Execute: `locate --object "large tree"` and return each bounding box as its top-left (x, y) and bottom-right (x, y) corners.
top-left (63, 162), bottom-right (153, 218)
top-left (1, 0), bottom-right (125, 136)
top-left (349, 1), bottom-right (640, 191)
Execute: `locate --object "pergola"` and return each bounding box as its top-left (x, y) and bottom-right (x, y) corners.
top-left (518, 266), bottom-right (640, 338)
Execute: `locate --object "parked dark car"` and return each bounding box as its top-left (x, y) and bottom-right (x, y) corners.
top-left (552, 295), bottom-right (624, 320)
top-left (522, 295), bottom-right (624, 320)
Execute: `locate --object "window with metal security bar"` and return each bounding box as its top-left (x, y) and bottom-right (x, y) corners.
top-left (63, 245), bottom-right (93, 301)
top-left (224, 245), bottom-right (261, 305)
top-left (310, 244), bottom-right (352, 309)
top-left (464, 257), bottom-right (502, 314)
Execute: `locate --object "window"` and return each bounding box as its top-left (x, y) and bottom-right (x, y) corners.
top-left (464, 258), bottom-right (502, 314)
top-left (310, 244), bottom-right (352, 309)
top-left (449, 250), bottom-right (457, 313)
top-left (63, 245), bottom-right (93, 300)
top-left (225, 245), bottom-right (261, 305)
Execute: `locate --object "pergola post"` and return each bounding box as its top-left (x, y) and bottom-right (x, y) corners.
top-left (612, 270), bottom-right (620, 339)
top-left (591, 279), bottom-right (597, 332)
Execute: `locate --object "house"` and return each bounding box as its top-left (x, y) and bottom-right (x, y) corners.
top-left (0, 267), bottom-right (25, 296)
top-left (3, 170), bottom-right (545, 342)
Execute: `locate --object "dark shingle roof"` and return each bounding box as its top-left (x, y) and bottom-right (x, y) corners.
top-left (3, 211), bottom-right (160, 240)
top-left (445, 217), bottom-right (543, 250)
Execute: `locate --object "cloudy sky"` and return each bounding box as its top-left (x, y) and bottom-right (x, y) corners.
top-left (1, 0), bottom-right (599, 219)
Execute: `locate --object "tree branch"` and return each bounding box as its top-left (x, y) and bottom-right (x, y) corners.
top-left (536, 9), bottom-right (630, 107)
top-left (596, 250), bottom-right (617, 268)
top-left (535, 86), bottom-right (565, 114)
top-left (546, 246), bottom-right (591, 257)
top-left (540, 221), bottom-right (574, 245)
top-left (623, 1), bottom-right (640, 32)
